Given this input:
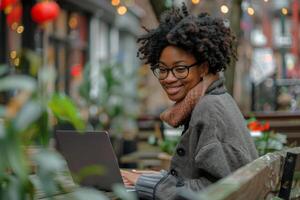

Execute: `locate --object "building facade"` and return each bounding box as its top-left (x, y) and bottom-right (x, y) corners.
top-left (0, 0), bottom-right (143, 123)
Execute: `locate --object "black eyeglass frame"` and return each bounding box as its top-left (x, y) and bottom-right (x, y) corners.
top-left (150, 62), bottom-right (200, 80)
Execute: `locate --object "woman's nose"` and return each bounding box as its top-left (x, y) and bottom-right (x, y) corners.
top-left (163, 71), bottom-right (178, 82)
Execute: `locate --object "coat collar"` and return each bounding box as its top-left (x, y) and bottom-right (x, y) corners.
top-left (205, 76), bottom-right (227, 95)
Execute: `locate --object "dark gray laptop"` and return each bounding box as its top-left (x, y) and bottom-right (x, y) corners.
top-left (55, 130), bottom-right (129, 192)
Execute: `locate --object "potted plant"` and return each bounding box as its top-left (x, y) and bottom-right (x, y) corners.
top-left (247, 117), bottom-right (287, 156)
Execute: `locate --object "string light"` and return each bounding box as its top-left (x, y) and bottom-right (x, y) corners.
top-left (247, 7), bottom-right (255, 16)
top-left (191, 0), bottom-right (200, 4)
top-left (10, 51), bottom-right (17, 59)
top-left (117, 6), bottom-right (127, 15)
top-left (111, 0), bottom-right (120, 6)
top-left (220, 5), bottom-right (229, 14)
top-left (16, 25), bottom-right (24, 34)
top-left (11, 22), bottom-right (18, 30)
top-left (68, 15), bottom-right (78, 29)
top-left (14, 58), bottom-right (20, 66)
top-left (281, 7), bottom-right (288, 15)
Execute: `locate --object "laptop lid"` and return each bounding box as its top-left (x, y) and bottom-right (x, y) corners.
top-left (55, 130), bottom-right (123, 191)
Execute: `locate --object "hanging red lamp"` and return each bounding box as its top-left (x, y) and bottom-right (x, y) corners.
top-left (0, 0), bottom-right (18, 10)
top-left (70, 64), bottom-right (82, 77)
top-left (30, 1), bottom-right (60, 24)
top-left (6, 3), bottom-right (22, 27)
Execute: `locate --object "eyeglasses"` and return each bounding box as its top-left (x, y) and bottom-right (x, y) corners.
top-left (151, 62), bottom-right (199, 80)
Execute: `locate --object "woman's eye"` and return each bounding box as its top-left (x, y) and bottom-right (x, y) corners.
top-left (159, 68), bottom-right (168, 73)
top-left (174, 67), bottom-right (186, 73)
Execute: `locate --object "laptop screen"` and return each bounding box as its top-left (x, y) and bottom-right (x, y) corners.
top-left (55, 130), bottom-right (124, 191)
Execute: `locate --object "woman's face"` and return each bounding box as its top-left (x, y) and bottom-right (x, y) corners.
top-left (158, 45), bottom-right (205, 102)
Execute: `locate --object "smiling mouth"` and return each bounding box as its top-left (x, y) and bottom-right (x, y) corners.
top-left (164, 85), bottom-right (183, 95)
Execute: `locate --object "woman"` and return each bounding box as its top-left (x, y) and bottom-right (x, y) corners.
top-left (122, 4), bottom-right (258, 200)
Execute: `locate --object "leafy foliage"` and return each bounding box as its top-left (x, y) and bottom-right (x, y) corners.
top-left (0, 63), bottom-right (101, 199)
top-left (0, 51), bottom-right (136, 199)
top-left (48, 93), bottom-right (85, 131)
top-left (0, 73), bottom-right (48, 199)
top-left (112, 184), bottom-right (138, 200)
top-left (247, 117), bottom-right (287, 156)
top-left (159, 138), bottom-right (179, 155)
top-left (79, 62), bottom-right (138, 134)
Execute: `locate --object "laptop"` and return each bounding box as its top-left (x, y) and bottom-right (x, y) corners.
top-left (55, 130), bottom-right (135, 192)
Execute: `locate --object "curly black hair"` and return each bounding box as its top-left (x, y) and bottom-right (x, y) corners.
top-left (137, 3), bottom-right (237, 74)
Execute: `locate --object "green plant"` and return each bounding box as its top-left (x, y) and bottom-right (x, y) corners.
top-left (0, 52), bottom-right (139, 199)
top-left (254, 131), bottom-right (287, 156)
top-left (159, 138), bottom-right (179, 155)
top-left (0, 70), bottom-right (60, 199)
top-left (247, 117), bottom-right (287, 156)
top-left (79, 62), bottom-right (138, 134)
top-left (48, 93), bottom-right (85, 131)
top-left (0, 63), bottom-right (104, 199)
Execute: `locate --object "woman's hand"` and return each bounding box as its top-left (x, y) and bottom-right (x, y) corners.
top-left (120, 169), bottom-right (159, 187)
top-left (121, 170), bottom-right (141, 186)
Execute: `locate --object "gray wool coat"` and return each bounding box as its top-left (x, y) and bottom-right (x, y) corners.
top-left (135, 78), bottom-right (258, 200)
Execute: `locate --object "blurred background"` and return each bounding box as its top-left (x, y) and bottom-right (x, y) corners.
top-left (2, 0), bottom-right (300, 118)
top-left (1, 0), bottom-right (300, 150)
top-left (1, 0), bottom-right (300, 197)
top-left (1, 0), bottom-right (300, 160)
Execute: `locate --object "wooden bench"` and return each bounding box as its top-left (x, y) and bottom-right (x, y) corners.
top-left (244, 112), bottom-right (300, 145)
top-left (181, 147), bottom-right (300, 200)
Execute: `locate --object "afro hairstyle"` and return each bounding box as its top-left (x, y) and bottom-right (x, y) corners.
top-left (137, 3), bottom-right (237, 74)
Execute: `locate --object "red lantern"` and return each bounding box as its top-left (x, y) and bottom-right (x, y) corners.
top-left (0, 0), bottom-right (17, 10)
top-left (30, 1), bottom-right (60, 24)
top-left (70, 64), bottom-right (82, 77)
top-left (6, 4), bottom-right (22, 27)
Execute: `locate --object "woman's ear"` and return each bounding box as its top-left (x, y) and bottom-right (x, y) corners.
top-left (199, 62), bottom-right (209, 79)
top-left (201, 62), bottom-right (209, 76)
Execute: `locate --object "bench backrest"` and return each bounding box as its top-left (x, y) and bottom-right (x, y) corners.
top-left (187, 147), bottom-right (300, 200)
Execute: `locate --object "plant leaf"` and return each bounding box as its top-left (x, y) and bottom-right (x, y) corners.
top-left (33, 150), bottom-right (66, 195)
top-left (14, 100), bottom-right (42, 133)
top-left (0, 65), bottom-right (9, 76)
top-left (0, 75), bottom-right (36, 92)
top-left (72, 165), bottom-right (105, 184)
top-left (0, 106), bottom-right (5, 118)
top-left (48, 93), bottom-right (85, 131)
top-left (6, 134), bottom-right (27, 183)
top-left (33, 150), bottom-right (66, 174)
top-left (0, 121), bottom-right (5, 139)
top-left (6, 175), bottom-right (22, 200)
top-left (23, 49), bottom-right (42, 76)
top-left (112, 184), bottom-right (138, 200)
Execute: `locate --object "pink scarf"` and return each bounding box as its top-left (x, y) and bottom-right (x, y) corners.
top-left (160, 74), bottom-right (219, 127)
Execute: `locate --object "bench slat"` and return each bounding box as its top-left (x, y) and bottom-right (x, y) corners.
top-left (191, 147), bottom-right (300, 200)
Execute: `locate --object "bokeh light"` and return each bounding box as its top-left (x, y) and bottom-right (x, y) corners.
top-left (111, 0), bottom-right (120, 6)
top-left (117, 6), bottom-right (127, 15)
top-left (191, 0), bottom-right (200, 4)
top-left (247, 7), bottom-right (255, 16)
top-left (281, 8), bottom-right (288, 15)
top-left (16, 25), bottom-right (24, 34)
top-left (221, 5), bottom-right (229, 14)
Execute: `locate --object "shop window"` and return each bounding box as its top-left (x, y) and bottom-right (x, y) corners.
top-left (48, 9), bottom-right (88, 99)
